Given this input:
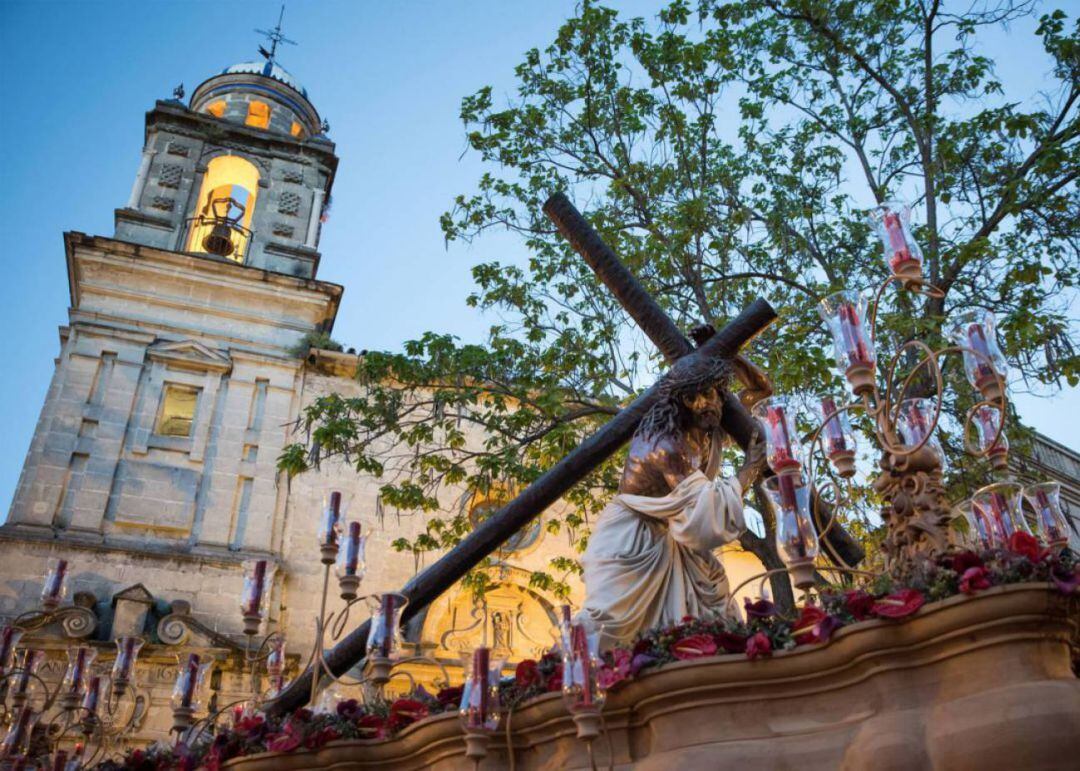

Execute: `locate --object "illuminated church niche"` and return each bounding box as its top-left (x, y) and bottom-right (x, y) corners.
top-left (185, 155), bottom-right (259, 262)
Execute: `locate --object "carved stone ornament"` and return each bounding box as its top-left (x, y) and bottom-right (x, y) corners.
top-left (157, 600), bottom-right (245, 652)
top-left (874, 445), bottom-right (952, 580)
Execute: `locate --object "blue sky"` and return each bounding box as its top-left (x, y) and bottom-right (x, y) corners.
top-left (0, 0), bottom-right (1076, 514)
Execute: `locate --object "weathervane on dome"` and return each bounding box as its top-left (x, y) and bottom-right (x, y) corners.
top-left (255, 4), bottom-right (296, 69)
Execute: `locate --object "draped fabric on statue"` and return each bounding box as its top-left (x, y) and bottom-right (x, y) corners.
top-left (579, 439), bottom-right (745, 648)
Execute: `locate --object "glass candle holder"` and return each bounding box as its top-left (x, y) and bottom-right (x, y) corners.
top-left (62, 646), bottom-right (97, 700)
top-left (763, 474), bottom-right (819, 589)
top-left (972, 482), bottom-right (1029, 543)
top-left (895, 398), bottom-right (944, 463)
top-left (1024, 482), bottom-right (1069, 549)
top-left (971, 404), bottom-right (1008, 470)
top-left (265, 636), bottom-right (287, 695)
top-left (0, 626), bottom-right (23, 678)
top-left (11, 650), bottom-right (43, 706)
top-left (318, 491), bottom-right (350, 564)
top-left (459, 646), bottom-right (504, 733)
top-left (240, 559), bottom-right (275, 635)
top-left (818, 290), bottom-right (876, 396)
top-left (562, 624), bottom-right (605, 714)
top-left (41, 558), bottom-right (69, 609)
top-left (955, 500), bottom-right (994, 550)
top-left (171, 653), bottom-right (211, 712)
top-left (867, 201), bottom-right (924, 282)
top-left (817, 396), bottom-right (857, 477)
top-left (81, 675), bottom-right (102, 719)
top-left (0, 707), bottom-right (39, 759)
top-left (948, 309), bottom-right (1008, 403)
top-left (367, 593), bottom-right (407, 660)
top-left (111, 636), bottom-right (143, 696)
top-left (752, 396), bottom-right (803, 475)
top-left (335, 521), bottom-right (368, 601)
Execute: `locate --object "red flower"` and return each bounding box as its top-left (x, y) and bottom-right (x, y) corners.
top-left (356, 714), bottom-right (386, 740)
top-left (680, 615), bottom-right (696, 623)
top-left (671, 633), bottom-right (718, 660)
top-left (950, 551), bottom-right (984, 574)
top-left (792, 605), bottom-right (827, 645)
top-left (844, 590), bottom-right (875, 620)
top-left (304, 726), bottom-right (340, 750)
top-left (1007, 531), bottom-right (1047, 562)
top-left (388, 698), bottom-right (429, 731)
top-left (632, 638), bottom-right (653, 657)
top-left (871, 588), bottom-right (925, 619)
top-left (715, 630), bottom-right (747, 653)
top-left (515, 659), bottom-right (541, 688)
top-left (746, 631), bottom-right (772, 660)
top-left (266, 733), bottom-right (301, 753)
top-left (435, 685), bottom-right (463, 708)
top-left (545, 662), bottom-right (563, 692)
top-left (959, 566), bottom-right (992, 595)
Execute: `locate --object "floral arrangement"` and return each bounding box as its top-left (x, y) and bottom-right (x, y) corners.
top-left (96, 534), bottom-right (1075, 770)
top-left (595, 532), bottom-right (1078, 690)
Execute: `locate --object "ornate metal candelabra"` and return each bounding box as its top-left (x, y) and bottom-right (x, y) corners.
top-left (0, 562), bottom-right (148, 769)
top-left (745, 199), bottom-right (1068, 592)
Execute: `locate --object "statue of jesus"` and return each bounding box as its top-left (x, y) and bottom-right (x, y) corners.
top-left (579, 344), bottom-right (770, 647)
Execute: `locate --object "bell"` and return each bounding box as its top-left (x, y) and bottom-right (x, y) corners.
top-left (202, 223), bottom-right (235, 256)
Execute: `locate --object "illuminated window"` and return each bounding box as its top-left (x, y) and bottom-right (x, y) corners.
top-left (155, 385), bottom-right (199, 437)
top-left (290, 121), bottom-right (305, 139)
top-left (206, 100), bottom-right (226, 118)
top-left (245, 101), bottom-right (271, 129)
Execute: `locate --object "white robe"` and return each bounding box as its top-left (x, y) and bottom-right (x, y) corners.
top-left (579, 448), bottom-right (745, 648)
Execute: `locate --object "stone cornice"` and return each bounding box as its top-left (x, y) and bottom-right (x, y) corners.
top-left (64, 232), bottom-right (343, 335)
top-left (0, 523), bottom-right (280, 571)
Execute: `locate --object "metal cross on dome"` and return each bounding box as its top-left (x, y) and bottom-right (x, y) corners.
top-left (255, 4), bottom-right (296, 68)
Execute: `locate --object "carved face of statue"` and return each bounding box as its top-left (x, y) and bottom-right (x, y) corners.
top-left (682, 385), bottom-right (723, 432)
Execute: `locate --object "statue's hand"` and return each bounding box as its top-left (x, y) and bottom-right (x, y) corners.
top-left (736, 426), bottom-right (768, 491)
top-left (732, 354), bottom-right (773, 409)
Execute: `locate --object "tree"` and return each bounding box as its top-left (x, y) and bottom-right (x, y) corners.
top-left (280, 0), bottom-right (1079, 605)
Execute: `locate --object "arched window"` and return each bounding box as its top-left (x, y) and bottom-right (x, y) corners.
top-left (205, 100), bottom-right (226, 118)
top-left (245, 100), bottom-right (271, 129)
top-left (185, 155), bottom-right (259, 263)
top-left (290, 121), bottom-right (305, 139)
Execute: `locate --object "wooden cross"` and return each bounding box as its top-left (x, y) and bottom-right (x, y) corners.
top-left (266, 194), bottom-right (858, 714)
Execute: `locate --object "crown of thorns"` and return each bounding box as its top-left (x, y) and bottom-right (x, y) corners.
top-left (657, 355), bottom-right (733, 400)
top-left (637, 355), bottom-right (733, 441)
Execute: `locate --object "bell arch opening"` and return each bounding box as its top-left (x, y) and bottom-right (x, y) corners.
top-left (185, 155), bottom-right (259, 263)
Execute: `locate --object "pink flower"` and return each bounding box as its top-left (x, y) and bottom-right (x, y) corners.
top-left (671, 633), bottom-right (718, 660)
top-left (959, 566), bottom-right (992, 595)
top-left (597, 648), bottom-right (633, 690)
top-left (746, 631), bottom-right (772, 660)
top-left (266, 733), bottom-right (301, 753)
top-left (871, 588), bottom-right (925, 619)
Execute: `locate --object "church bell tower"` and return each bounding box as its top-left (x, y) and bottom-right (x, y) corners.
top-left (115, 40), bottom-right (336, 278)
top-left (2, 29), bottom-right (343, 642)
